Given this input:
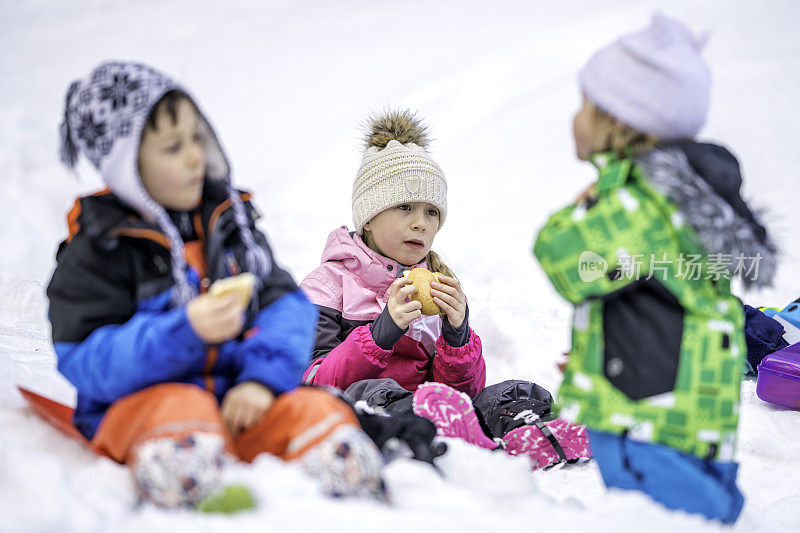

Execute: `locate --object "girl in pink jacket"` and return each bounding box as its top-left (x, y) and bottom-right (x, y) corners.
top-left (301, 110), bottom-right (590, 469)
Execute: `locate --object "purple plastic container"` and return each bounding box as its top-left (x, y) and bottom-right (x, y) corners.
top-left (756, 342), bottom-right (800, 409)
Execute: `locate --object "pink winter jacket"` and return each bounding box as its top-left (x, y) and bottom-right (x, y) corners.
top-left (300, 226), bottom-right (486, 396)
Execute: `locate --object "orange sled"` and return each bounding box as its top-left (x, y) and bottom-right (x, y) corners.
top-left (18, 386), bottom-right (94, 451)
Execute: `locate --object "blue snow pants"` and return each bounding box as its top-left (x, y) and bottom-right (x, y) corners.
top-left (588, 429), bottom-right (744, 524)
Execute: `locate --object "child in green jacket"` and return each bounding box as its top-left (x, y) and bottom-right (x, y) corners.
top-left (534, 15), bottom-right (776, 524)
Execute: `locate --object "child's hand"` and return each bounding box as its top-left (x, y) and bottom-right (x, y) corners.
top-left (387, 277), bottom-right (423, 330)
top-left (574, 182), bottom-right (597, 204)
top-left (221, 381), bottom-right (275, 436)
top-left (430, 276), bottom-right (467, 329)
top-left (186, 293), bottom-right (246, 344)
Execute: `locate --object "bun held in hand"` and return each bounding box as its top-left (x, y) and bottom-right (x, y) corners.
top-left (209, 273), bottom-right (257, 308)
top-left (403, 267), bottom-right (443, 316)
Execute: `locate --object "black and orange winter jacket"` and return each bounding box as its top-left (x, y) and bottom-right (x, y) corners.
top-left (47, 180), bottom-right (316, 439)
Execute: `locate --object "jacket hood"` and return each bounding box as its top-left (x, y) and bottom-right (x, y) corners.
top-left (320, 226), bottom-right (426, 290)
top-left (635, 141), bottom-right (777, 288)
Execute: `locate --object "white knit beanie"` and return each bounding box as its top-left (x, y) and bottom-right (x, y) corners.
top-left (352, 110), bottom-right (447, 234)
top-left (579, 14), bottom-right (711, 140)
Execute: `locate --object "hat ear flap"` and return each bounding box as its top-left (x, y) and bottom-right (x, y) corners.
top-left (59, 81), bottom-right (81, 169)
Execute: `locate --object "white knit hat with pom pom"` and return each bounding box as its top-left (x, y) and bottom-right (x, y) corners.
top-left (352, 110), bottom-right (447, 234)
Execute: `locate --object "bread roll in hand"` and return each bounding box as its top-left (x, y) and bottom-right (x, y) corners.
top-left (209, 273), bottom-right (257, 308)
top-left (403, 268), bottom-right (444, 316)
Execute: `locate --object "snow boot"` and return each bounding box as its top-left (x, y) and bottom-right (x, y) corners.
top-left (412, 382), bottom-right (497, 449)
top-left (299, 425), bottom-right (388, 501)
top-left (502, 417), bottom-right (591, 469)
top-left (131, 432), bottom-right (228, 508)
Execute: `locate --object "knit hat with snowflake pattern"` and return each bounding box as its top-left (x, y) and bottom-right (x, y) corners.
top-left (352, 110), bottom-right (447, 235)
top-left (59, 61), bottom-right (270, 305)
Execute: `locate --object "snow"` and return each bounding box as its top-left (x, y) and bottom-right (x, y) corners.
top-left (2, 0), bottom-right (800, 531)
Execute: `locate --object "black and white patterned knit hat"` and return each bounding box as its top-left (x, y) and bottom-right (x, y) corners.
top-left (59, 61), bottom-right (270, 305)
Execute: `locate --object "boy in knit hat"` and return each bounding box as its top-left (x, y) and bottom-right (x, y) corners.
top-left (49, 61), bottom-right (385, 508)
top-left (534, 15), bottom-right (776, 523)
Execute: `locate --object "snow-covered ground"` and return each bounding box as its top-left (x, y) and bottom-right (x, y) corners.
top-left (2, 1), bottom-right (799, 531)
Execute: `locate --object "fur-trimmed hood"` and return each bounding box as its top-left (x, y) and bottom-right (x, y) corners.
top-left (635, 142), bottom-right (777, 288)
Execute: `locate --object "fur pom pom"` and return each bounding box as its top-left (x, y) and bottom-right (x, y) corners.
top-left (363, 109), bottom-right (430, 150)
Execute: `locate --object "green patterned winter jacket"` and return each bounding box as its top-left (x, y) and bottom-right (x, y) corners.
top-left (534, 143), bottom-right (776, 461)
